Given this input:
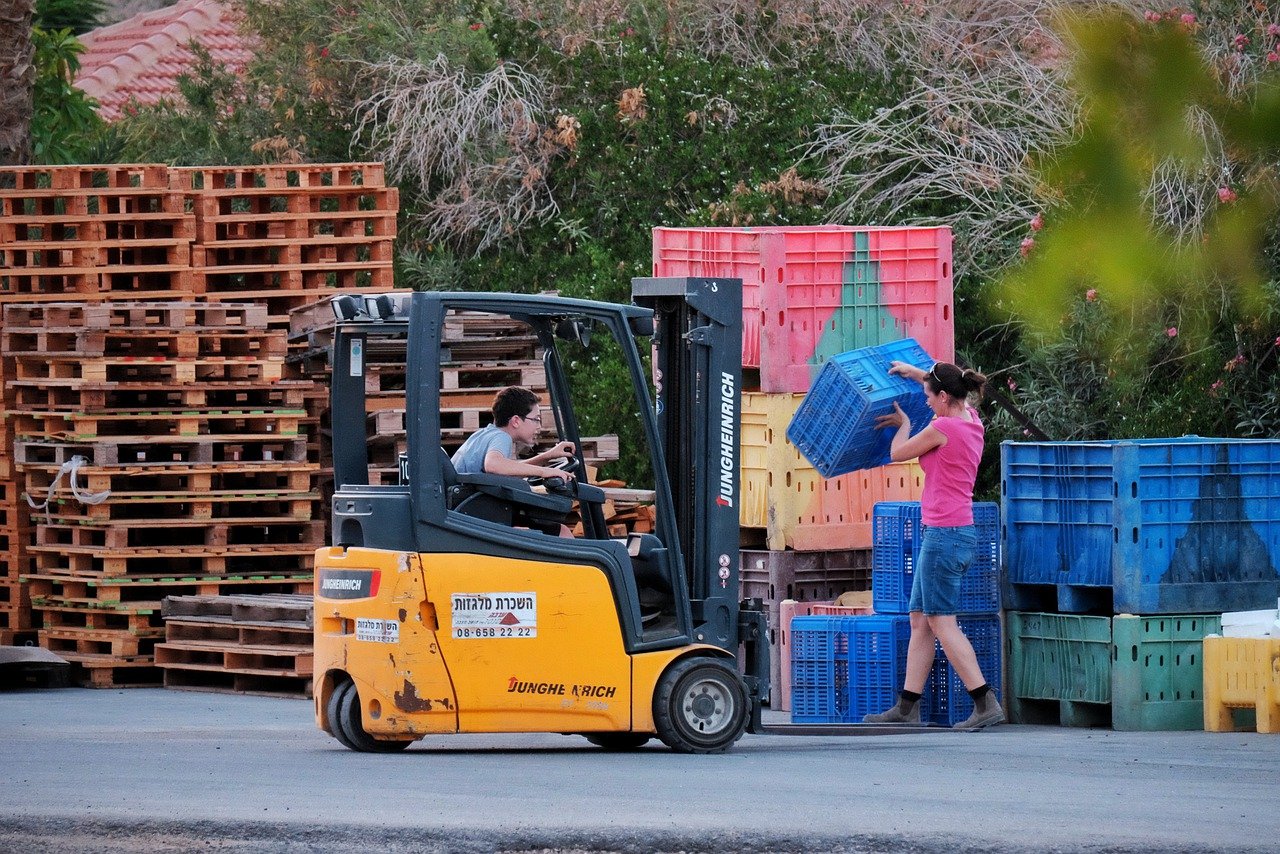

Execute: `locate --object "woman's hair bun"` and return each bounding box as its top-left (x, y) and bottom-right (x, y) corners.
top-left (961, 368), bottom-right (987, 394)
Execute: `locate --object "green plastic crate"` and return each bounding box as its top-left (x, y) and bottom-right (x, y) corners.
top-left (1111, 614), bottom-right (1221, 731)
top-left (1007, 612), bottom-right (1112, 727)
top-left (1007, 611), bottom-right (1223, 730)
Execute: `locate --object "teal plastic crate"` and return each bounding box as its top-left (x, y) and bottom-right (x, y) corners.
top-left (1111, 614), bottom-right (1222, 731)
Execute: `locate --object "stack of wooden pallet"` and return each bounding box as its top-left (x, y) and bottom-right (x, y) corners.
top-left (157, 592), bottom-right (312, 697)
top-left (5, 302), bottom-right (317, 685)
top-left (0, 162), bottom-right (397, 682)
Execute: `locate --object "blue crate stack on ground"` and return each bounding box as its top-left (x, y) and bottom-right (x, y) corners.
top-left (786, 338), bottom-right (934, 477)
top-left (872, 501), bottom-right (1000, 614)
top-left (869, 501), bottom-right (1002, 726)
top-left (790, 614), bottom-right (911, 723)
top-left (1002, 437), bottom-right (1280, 730)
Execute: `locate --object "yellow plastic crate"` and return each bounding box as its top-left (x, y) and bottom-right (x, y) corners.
top-left (1202, 636), bottom-right (1280, 733)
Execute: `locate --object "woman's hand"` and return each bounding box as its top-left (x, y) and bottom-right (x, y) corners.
top-left (875, 402), bottom-right (909, 431)
top-left (888, 361), bottom-right (926, 382)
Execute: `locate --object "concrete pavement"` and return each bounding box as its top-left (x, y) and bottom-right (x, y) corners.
top-left (1, 687), bottom-right (1277, 852)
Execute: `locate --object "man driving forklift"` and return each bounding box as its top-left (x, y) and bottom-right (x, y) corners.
top-left (451, 386), bottom-right (577, 537)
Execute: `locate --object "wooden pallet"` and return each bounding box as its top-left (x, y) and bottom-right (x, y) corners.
top-left (37, 603), bottom-right (159, 633)
top-left (68, 656), bottom-right (163, 688)
top-left (31, 542), bottom-right (319, 579)
top-left (24, 573), bottom-right (314, 610)
top-left (6, 380), bottom-right (310, 412)
top-left (171, 162), bottom-right (385, 192)
top-left (14, 436), bottom-right (310, 466)
top-left (12, 356), bottom-right (285, 385)
top-left (1, 301), bottom-right (268, 331)
top-left (39, 627), bottom-right (162, 658)
top-left (161, 592), bottom-right (312, 626)
top-left (2, 328), bottom-right (283, 359)
top-left (12, 408), bottom-right (304, 442)
top-left (23, 462), bottom-right (315, 496)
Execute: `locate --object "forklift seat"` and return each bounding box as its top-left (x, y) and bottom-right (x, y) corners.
top-left (440, 447), bottom-right (572, 534)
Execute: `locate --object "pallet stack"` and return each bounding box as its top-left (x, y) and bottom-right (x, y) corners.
top-left (654, 225), bottom-right (954, 704)
top-left (4, 302), bottom-right (317, 686)
top-left (0, 162), bottom-right (396, 684)
top-left (174, 163), bottom-right (395, 312)
top-left (157, 593), bottom-right (313, 697)
top-left (1001, 438), bottom-right (1280, 731)
top-left (1, 164), bottom-right (197, 644)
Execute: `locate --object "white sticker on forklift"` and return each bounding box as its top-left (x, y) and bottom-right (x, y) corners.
top-left (355, 618), bottom-right (399, 643)
top-left (451, 592), bottom-right (537, 639)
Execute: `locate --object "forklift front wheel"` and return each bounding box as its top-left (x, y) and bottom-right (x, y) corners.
top-left (653, 657), bottom-right (749, 754)
top-left (329, 678), bottom-right (414, 753)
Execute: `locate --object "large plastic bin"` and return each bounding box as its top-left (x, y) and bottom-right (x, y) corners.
top-left (871, 501), bottom-right (1000, 614)
top-left (1002, 438), bottom-right (1280, 614)
top-left (1006, 611), bottom-right (1222, 729)
top-left (786, 338), bottom-right (934, 477)
top-left (652, 226), bottom-right (954, 391)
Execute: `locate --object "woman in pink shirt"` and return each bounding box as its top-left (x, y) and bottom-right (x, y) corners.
top-left (862, 361), bottom-right (1005, 730)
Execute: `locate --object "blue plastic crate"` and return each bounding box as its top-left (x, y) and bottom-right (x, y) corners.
top-left (789, 614), bottom-right (911, 723)
top-left (1002, 438), bottom-right (1280, 613)
top-left (846, 614), bottom-right (913, 721)
top-left (925, 614), bottom-right (1003, 727)
top-left (789, 616), bottom-right (853, 723)
top-left (871, 501), bottom-right (1000, 614)
top-left (786, 338), bottom-right (934, 477)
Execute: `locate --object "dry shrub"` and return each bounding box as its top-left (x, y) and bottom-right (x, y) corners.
top-left (353, 55), bottom-right (564, 253)
top-left (799, 0), bottom-right (1147, 270)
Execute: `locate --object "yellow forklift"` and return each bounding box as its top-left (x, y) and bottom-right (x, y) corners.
top-left (313, 279), bottom-right (932, 752)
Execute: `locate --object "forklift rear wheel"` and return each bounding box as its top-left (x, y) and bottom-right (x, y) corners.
top-left (584, 732), bottom-right (651, 751)
top-left (325, 680), bottom-right (360, 751)
top-left (653, 657), bottom-right (748, 754)
top-left (333, 678), bottom-right (413, 753)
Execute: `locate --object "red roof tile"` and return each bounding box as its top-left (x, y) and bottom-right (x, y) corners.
top-left (76, 0), bottom-right (254, 121)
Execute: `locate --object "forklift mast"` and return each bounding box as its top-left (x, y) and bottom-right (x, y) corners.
top-left (631, 278), bottom-right (766, 684)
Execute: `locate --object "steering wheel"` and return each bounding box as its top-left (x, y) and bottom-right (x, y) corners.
top-left (547, 456), bottom-right (579, 473)
top-left (529, 455), bottom-right (590, 500)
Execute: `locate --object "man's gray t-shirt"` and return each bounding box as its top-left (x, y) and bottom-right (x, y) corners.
top-left (451, 424), bottom-right (514, 474)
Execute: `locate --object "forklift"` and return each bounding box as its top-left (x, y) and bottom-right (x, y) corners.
top-left (314, 278), bottom-right (933, 753)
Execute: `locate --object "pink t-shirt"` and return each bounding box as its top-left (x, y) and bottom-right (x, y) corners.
top-left (918, 410), bottom-right (984, 527)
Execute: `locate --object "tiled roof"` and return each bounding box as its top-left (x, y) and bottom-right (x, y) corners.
top-left (76, 0), bottom-right (253, 121)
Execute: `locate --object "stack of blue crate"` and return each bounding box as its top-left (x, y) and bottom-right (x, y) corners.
top-left (869, 501), bottom-right (1002, 726)
top-left (790, 613), bottom-right (912, 723)
top-left (789, 501), bottom-right (1001, 725)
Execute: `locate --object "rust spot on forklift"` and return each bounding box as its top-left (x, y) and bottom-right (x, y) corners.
top-left (398, 608), bottom-right (407, 622)
top-left (395, 678), bottom-right (451, 713)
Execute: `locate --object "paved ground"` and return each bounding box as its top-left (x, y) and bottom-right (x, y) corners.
top-left (1, 687), bottom-right (1277, 853)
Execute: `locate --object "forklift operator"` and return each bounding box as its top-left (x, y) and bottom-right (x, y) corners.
top-left (451, 386), bottom-right (576, 484)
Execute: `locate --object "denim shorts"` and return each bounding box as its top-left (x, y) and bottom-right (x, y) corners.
top-left (908, 524), bottom-right (977, 616)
